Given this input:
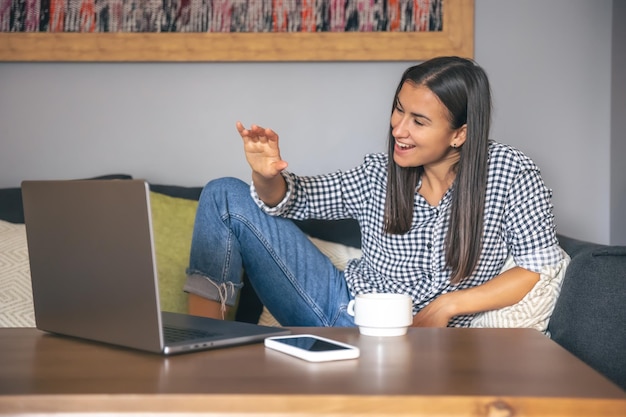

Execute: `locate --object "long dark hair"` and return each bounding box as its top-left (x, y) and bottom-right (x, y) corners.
top-left (383, 56), bottom-right (491, 284)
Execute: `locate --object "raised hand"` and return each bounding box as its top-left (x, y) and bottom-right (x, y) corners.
top-left (236, 121), bottom-right (288, 207)
top-left (236, 121), bottom-right (288, 180)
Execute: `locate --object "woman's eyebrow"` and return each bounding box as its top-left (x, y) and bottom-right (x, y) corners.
top-left (410, 111), bottom-right (432, 122)
top-left (395, 97), bottom-right (432, 122)
top-left (395, 97), bottom-right (432, 123)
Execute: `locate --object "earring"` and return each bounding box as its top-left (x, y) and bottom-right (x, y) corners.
top-left (451, 143), bottom-right (458, 148)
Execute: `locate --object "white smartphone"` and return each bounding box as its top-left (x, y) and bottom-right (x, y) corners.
top-left (264, 334), bottom-right (360, 362)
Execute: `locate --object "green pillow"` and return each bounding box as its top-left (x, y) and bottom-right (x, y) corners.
top-left (150, 191), bottom-right (198, 314)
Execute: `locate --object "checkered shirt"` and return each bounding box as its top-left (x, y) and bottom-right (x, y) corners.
top-left (252, 141), bottom-right (564, 327)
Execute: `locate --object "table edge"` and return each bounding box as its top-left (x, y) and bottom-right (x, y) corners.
top-left (1, 394), bottom-right (625, 416)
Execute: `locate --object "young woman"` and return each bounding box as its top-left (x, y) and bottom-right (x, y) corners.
top-left (184, 56), bottom-right (565, 328)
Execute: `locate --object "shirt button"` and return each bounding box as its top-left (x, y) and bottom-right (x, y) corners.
top-left (427, 243), bottom-right (433, 249)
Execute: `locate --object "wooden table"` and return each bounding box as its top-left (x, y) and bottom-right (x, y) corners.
top-left (0, 327), bottom-right (624, 416)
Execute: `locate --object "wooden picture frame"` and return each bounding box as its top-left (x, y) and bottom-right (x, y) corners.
top-left (0, 0), bottom-right (473, 62)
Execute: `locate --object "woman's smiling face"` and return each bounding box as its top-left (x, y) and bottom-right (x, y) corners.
top-left (390, 82), bottom-right (465, 169)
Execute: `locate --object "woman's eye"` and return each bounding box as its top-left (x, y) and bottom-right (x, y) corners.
top-left (413, 119), bottom-right (424, 126)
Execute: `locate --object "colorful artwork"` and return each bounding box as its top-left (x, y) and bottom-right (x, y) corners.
top-left (0, 0), bottom-right (442, 32)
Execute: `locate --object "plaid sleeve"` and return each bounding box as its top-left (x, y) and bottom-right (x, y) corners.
top-left (505, 167), bottom-right (563, 271)
top-left (250, 171), bottom-right (297, 216)
top-left (250, 154), bottom-right (385, 221)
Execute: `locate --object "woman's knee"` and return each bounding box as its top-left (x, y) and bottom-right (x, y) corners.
top-left (202, 177), bottom-right (248, 199)
top-left (198, 177), bottom-right (251, 211)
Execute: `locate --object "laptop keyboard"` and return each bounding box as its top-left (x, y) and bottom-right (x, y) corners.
top-left (163, 326), bottom-right (220, 343)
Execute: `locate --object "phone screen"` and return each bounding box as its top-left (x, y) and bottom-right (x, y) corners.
top-left (274, 336), bottom-right (352, 351)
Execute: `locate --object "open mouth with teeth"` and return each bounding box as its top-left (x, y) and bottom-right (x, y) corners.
top-left (395, 140), bottom-right (416, 150)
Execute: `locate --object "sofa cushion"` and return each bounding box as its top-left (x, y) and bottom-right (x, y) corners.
top-left (149, 191), bottom-right (199, 315)
top-left (549, 235), bottom-right (626, 390)
top-left (292, 219), bottom-right (361, 249)
top-left (149, 183), bottom-right (203, 201)
top-left (0, 188), bottom-right (24, 224)
top-left (0, 220), bottom-right (35, 327)
top-left (471, 249), bottom-right (570, 334)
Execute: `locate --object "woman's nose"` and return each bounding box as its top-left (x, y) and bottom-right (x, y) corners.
top-left (392, 116), bottom-right (409, 138)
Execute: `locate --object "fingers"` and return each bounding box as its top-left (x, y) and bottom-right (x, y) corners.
top-left (236, 121), bottom-right (287, 178)
top-left (236, 121), bottom-right (278, 144)
top-left (236, 121), bottom-right (246, 135)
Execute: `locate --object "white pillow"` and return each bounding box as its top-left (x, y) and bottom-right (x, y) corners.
top-left (306, 236), bottom-right (363, 271)
top-left (0, 220), bottom-right (36, 327)
top-left (470, 249), bottom-right (570, 334)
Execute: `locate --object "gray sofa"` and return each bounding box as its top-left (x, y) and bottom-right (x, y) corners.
top-left (547, 234), bottom-right (626, 391)
top-left (1, 176), bottom-right (624, 391)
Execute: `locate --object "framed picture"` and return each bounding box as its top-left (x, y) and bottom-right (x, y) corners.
top-left (0, 0), bottom-right (473, 62)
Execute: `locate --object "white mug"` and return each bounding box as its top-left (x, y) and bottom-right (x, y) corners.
top-left (347, 293), bottom-right (413, 337)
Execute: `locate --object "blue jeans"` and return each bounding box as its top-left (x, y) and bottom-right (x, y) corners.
top-left (186, 177), bottom-right (356, 327)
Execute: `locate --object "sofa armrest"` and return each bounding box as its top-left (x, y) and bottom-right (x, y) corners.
top-left (549, 235), bottom-right (626, 390)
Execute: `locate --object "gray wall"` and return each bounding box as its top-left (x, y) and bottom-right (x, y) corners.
top-left (0, 0), bottom-right (620, 245)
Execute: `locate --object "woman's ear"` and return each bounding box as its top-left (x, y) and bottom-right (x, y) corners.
top-left (451, 124), bottom-right (467, 148)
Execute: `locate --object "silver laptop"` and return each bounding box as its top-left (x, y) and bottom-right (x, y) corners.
top-left (21, 179), bottom-right (289, 355)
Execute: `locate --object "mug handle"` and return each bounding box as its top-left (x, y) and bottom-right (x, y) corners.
top-left (346, 300), bottom-right (356, 317)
